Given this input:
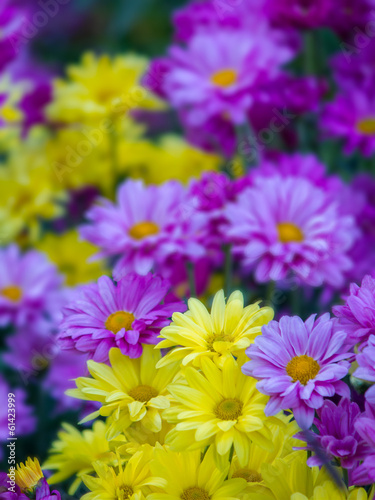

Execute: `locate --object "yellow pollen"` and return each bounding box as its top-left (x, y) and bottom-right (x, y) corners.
top-left (1, 285), bottom-right (22, 302)
top-left (128, 221), bottom-right (159, 240)
top-left (120, 485), bottom-right (133, 498)
top-left (215, 398), bottom-right (243, 420)
top-left (105, 311), bottom-right (135, 334)
top-left (286, 355), bottom-right (320, 385)
top-left (15, 458), bottom-right (43, 492)
top-left (232, 468), bottom-right (262, 482)
top-left (277, 222), bottom-right (304, 243)
top-left (206, 332), bottom-right (233, 352)
top-left (210, 68), bottom-right (237, 88)
top-left (128, 385), bottom-right (158, 403)
top-left (181, 487), bottom-right (211, 500)
top-left (357, 117), bottom-right (375, 135)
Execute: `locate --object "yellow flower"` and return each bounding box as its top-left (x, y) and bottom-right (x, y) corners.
top-left (163, 356), bottom-right (276, 465)
top-left (148, 445), bottom-right (247, 500)
top-left (156, 290), bottom-right (274, 369)
top-left (43, 421), bottom-right (117, 494)
top-left (48, 52), bottom-right (165, 125)
top-left (36, 230), bottom-right (109, 286)
top-left (0, 75), bottom-right (26, 125)
top-left (81, 449), bottom-right (163, 500)
top-left (15, 457), bottom-right (43, 492)
top-left (67, 346), bottom-right (180, 440)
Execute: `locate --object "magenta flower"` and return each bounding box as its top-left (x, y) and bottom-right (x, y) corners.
top-left (0, 2), bottom-right (25, 72)
top-left (0, 245), bottom-right (63, 327)
top-left (59, 273), bottom-right (186, 362)
top-left (225, 175), bottom-right (355, 287)
top-left (0, 473), bottom-right (28, 500)
top-left (333, 275), bottom-right (375, 348)
top-left (352, 415), bottom-right (375, 486)
top-left (243, 314), bottom-right (352, 429)
top-left (80, 180), bottom-right (207, 280)
top-left (264, 0), bottom-right (332, 29)
top-left (354, 335), bottom-right (375, 405)
top-left (35, 479), bottom-right (61, 500)
top-left (326, 0), bottom-right (375, 39)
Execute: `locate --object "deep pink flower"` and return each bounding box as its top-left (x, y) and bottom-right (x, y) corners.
top-left (243, 314), bottom-right (352, 429)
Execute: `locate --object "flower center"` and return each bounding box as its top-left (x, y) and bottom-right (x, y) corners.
top-left (210, 68), bottom-right (237, 88)
top-left (215, 398), bottom-right (243, 420)
top-left (206, 333), bottom-right (233, 352)
top-left (120, 485), bottom-right (134, 499)
top-left (357, 117), bottom-right (375, 135)
top-left (286, 355), bottom-right (320, 385)
top-left (232, 468), bottom-right (262, 482)
top-left (1, 285), bottom-right (22, 302)
top-left (128, 385), bottom-right (158, 403)
top-left (181, 487), bottom-right (211, 500)
top-left (128, 221), bottom-right (159, 240)
top-left (105, 311), bottom-right (135, 334)
top-left (277, 222), bottom-right (304, 243)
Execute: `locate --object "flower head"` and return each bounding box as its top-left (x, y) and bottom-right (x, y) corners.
top-left (157, 289), bottom-right (273, 369)
top-left (15, 458), bottom-right (43, 493)
top-left (353, 335), bottom-right (375, 405)
top-left (243, 314), bottom-right (352, 429)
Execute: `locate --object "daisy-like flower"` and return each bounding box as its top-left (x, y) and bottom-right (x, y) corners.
top-left (59, 273), bottom-right (185, 362)
top-left (148, 445), bottom-right (247, 500)
top-left (67, 346), bottom-right (180, 440)
top-left (0, 245), bottom-right (63, 327)
top-left (333, 275), bottom-right (375, 349)
top-left (243, 314), bottom-right (352, 429)
top-left (15, 458), bottom-right (61, 500)
top-left (80, 179), bottom-right (207, 279)
top-left (163, 356), bottom-right (276, 465)
top-left (225, 176), bottom-right (355, 287)
top-left (353, 335), bottom-right (375, 405)
top-left (81, 449), bottom-right (163, 500)
top-left (43, 421), bottom-right (116, 495)
top-left (156, 289), bottom-right (273, 369)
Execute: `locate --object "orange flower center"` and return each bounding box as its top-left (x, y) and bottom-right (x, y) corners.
top-left (357, 117), bottom-right (375, 135)
top-left (210, 68), bottom-right (237, 88)
top-left (286, 355), bottom-right (320, 385)
top-left (105, 311), bottom-right (135, 334)
top-left (232, 468), bottom-right (262, 482)
top-left (277, 222), bottom-right (304, 243)
top-left (1, 285), bottom-right (22, 302)
top-left (128, 221), bottom-right (159, 240)
top-left (128, 385), bottom-right (158, 403)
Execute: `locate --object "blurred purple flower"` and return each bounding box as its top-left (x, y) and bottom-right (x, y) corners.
top-left (0, 473), bottom-right (28, 500)
top-left (264, 0), bottom-right (333, 29)
top-left (354, 335), bottom-right (375, 404)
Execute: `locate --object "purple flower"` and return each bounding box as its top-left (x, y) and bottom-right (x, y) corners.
top-left (264, 0), bottom-right (333, 29)
top-left (354, 335), bottom-right (375, 404)
top-left (0, 245), bottom-right (63, 327)
top-left (80, 180), bottom-right (207, 279)
top-left (326, 0), bottom-right (375, 39)
top-left (333, 275), bottom-right (375, 348)
top-left (59, 273), bottom-right (186, 362)
top-left (0, 473), bottom-right (28, 500)
top-left (0, 2), bottom-right (25, 72)
top-left (243, 314), bottom-right (352, 429)
top-left (351, 414), bottom-right (375, 485)
top-left (225, 175), bottom-right (355, 287)
top-left (35, 479), bottom-right (60, 500)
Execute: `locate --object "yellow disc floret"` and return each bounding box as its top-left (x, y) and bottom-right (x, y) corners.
top-left (286, 355), bottom-right (320, 385)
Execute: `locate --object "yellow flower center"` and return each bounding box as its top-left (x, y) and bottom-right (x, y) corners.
top-left (286, 355), bottom-right (320, 385)
top-left (181, 487), bottom-right (211, 500)
top-left (206, 333), bottom-right (233, 352)
top-left (357, 117), bottom-right (375, 135)
top-left (128, 385), bottom-right (158, 403)
top-left (128, 221), bottom-right (159, 240)
top-left (232, 468), bottom-right (262, 482)
top-left (277, 222), bottom-right (304, 243)
top-left (210, 68), bottom-right (237, 88)
top-left (215, 398), bottom-right (243, 420)
top-left (105, 311), bottom-right (135, 334)
top-left (120, 485), bottom-right (133, 499)
top-left (1, 285), bottom-right (22, 302)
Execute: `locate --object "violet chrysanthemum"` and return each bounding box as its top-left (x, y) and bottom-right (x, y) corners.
top-left (333, 275), bottom-right (375, 348)
top-left (59, 273), bottom-right (186, 362)
top-left (225, 175), bottom-right (355, 287)
top-left (0, 1), bottom-right (25, 72)
top-left (354, 335), bottom-right (375, 405)
top-left (0, 245), bottom-right (63, 327)
top-left (80, 179), bottom-right (207, 280)
top-left (243, 314), bottom-right (352, 429)
top-left (0, 473), bottom-right (28, 500)
top-left (351, 415), bottom-right (375, 486)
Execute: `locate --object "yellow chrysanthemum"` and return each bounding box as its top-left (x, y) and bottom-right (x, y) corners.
top-left (148, 445), bottom-right (247, 500)
top-left (15, 457), bottom-right (43, 492)
top-left (0, 76), bottom-right (27, 125)
top-left (163, 356), bottom-right (277, 465)
top-left (81, 449), bottom-right (163, 500)
top-left (67, 346), bottom-right (180, 440)
top-left (36, 230), bottom-right (109, 286)
top-left (48, 52), bottom-right (165, 124)
top-left (43, 421), bottom-right (117, 494)
top-left (156, 290), bottom-right (274, 369)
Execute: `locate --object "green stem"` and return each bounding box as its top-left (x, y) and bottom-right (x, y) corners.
top-left (304, 30), bottom-right (317, 75)
top-left (235, 119), bottom-right (259, 170)
top-left (186, 262), bottom-right (197, 298)
top-left (266, 280), bottom-right (276, 306)
top-left (223, 244), bottom-right (232, 298)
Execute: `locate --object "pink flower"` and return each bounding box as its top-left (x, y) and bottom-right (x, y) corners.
top-left (243, 314), bottom-right (352, 429)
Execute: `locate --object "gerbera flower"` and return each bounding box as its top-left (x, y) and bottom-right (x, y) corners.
top-left (0, 245), bottom-right (63, 327)
top-left (243, 314), bottom-right (352, 429)
top-left (333, 275), bottom-right (375, 349)
top-left (59, 273), bottom-right (185, 362)
top-left (80, 179), bottom-right (207, 279)
top-left (353, 335), bottom-right (375, 405)
top-left (67, 346), bottom-right (180, 439)
top-left (148, 445), bottom-right (247, 500)
top-left (225, 176), bottom-right (355, 287)
top-left (163, 356), bottom-right (275, 465)
top-left (156, 289), bottom-right (273, 369)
